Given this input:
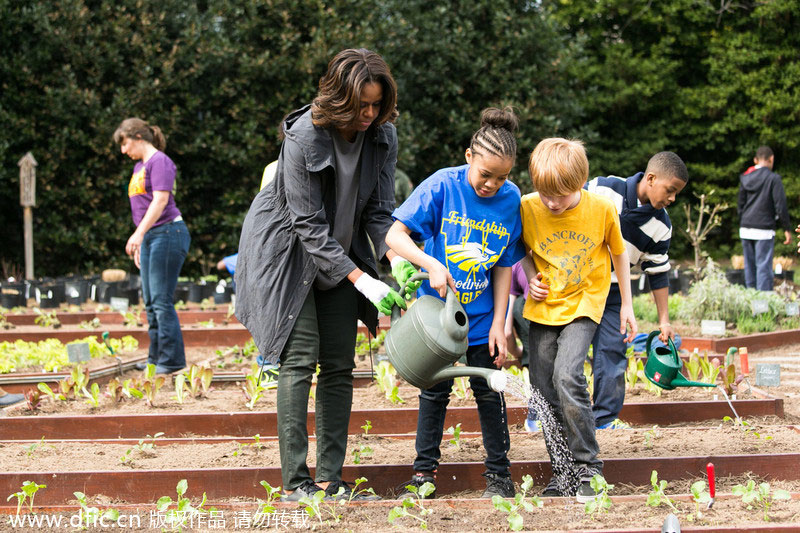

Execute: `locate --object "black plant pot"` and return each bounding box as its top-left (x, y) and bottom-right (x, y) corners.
top-left (0, 283), bottom-right (25, 308)
top-left (36, 283), bottom-right (65, 308)
top-left (775, 270), bottom-right (795, 282)
top-left (65, 279), bottom-right (90, 305)
top-left (94, 281), bottom-right (124, 303)
top-left (726, 269), bottom-right (746, 287)
top-left (668, 272), bottom-right (691, 295)
top-left (188, 283), bottom-right (213, 303)
top-left (213, 285), bottom-right (233, 304)
top-left (174, 282), bottom-right (190, 303)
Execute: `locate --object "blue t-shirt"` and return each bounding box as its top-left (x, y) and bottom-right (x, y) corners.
top-left (393, 164), bottom-right (525, 345)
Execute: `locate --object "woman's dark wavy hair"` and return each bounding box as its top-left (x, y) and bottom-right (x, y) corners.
top-left (311, 48), bottom-right (398, 131)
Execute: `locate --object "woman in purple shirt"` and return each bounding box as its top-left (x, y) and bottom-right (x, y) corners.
top-left (114, 118), bottom-right (191, 374)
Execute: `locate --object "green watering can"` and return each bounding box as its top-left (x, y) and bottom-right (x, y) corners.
top-left (384, 273), bottom-right (507, 393)
top-left (644, 331), bottom-right (716, 390)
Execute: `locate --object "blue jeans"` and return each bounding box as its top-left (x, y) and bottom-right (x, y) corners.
top-left (413, 343), bottom-right (511, 477)
top-left (591, 284), bottom-right (627, 427)
top-left (277, 282), bottom-right (358, 490)
top-left (742, 238), bottom-right (774, 291)
top-left (528, 318), bottom-right (602, 471)
top-left (140, 219), bottom-right (190, 371)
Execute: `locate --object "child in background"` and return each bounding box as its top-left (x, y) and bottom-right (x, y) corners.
top-left (505, 260), bottom-right (539, 432)
top-left (586, 151), bottom-right (688, 429)
top-left (386, 107), bottom-right (526, 499)
top-left (520, 138), bottom-right (637, 502)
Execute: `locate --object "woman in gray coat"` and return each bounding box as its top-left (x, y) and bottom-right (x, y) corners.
top-left (236, 49), bottom-right (418, 501)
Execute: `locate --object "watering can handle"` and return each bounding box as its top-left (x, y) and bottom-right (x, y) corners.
top-left (645, 330), bottom-right (679, 364)
top-left (390, 272), bottom-right (430, 326)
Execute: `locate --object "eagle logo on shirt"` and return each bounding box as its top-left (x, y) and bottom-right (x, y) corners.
top-left (445, 242), bottom-right (500, 272)
top-left (128, 167), bottom-right (146, 197)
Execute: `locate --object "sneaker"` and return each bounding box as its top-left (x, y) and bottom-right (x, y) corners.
top-left (596, 419), bottom-right (631, 430)
top-left (134, 361), bottom-right (155, 371)
top-left (481, 473), bottom-right (515, 498)
top-left (325, 480), bottom-right (381, 501)
top-left (396, 472), bottom-right (436, 499)
top-left (524, 418), bottom-right (541, 432)
top-left (0, 392), bottom-right (25, 407)
top-left (575, 467), bottom-right (601, 504)
top-left (281, 480), bottom-right (325, 502)
top-left (541, 476), bottom-right (563, 497)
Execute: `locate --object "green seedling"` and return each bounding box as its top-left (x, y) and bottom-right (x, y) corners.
top-left (452, 376), bottom-right (472, 400)
top-left (81, 382), bottom-right (101, 408)
top-left (583, 475), bottom-right (613, 518)
top-left (348, 477), bottom-right (378, 503)
top-left (492, 474), bottom-right (542, 531)
top-left (197, 319), bottom-right (215, 328)
top-left (243, 372), bottom-right (267, 410)
top-left (58, 377), bottom-right (76, 400)
top-left (361, 420), bottom-right (372, 436)
top-left (121, 378), bottom-right (143, 400)
top-left (33, 307), bottom-right (60, 328)
top-left (732, 480), bottom-right (791, 521)
top-left (105, 378), bottom-right (124, 403)
top-left (173, 373), bottom-right (186, 404)
top-left (643, 376), bottom-right (663, 397)
top-left (352, 445), bottom-right (373, 464)
top-left (7, 480), bottom-right (47, 514)
top-left (257, 481), bottom-right (282, 516)
top-left (646, 470), bottom-right (678, 512)
top-left (643, 425), bottom-right (660, 448)
top-left (24, 389), bottom-right (42, 411)
top-left (73, 491), bottom-right (120, 529)
top-left (119, 448), bottom-right (132, 464)
top-left (120, 311), bottom-right (141, 328)
top-left (156, 479), bottom-right (210, 531)
top-left (71, 365), bottom-right (89, 396)
top-left (141, 365), bottom-right (166, 406)
top-left (388, 481), bottom-right (435, 529)
top-left (446, 423), bottom-right (462, 450)
top-left (685, 351), bottom-right (702, 382)
top-left (699, 353), bottom-right (721, 384)
top-left (199, 297), bottom-right (216, 311)
top-left (174, 300), bottom-right (188, 311)
top-left (375, 361), bottom-right (404, 404)
top-left (184, 364), bottom-right (214, 398)
top-left (79, 318), bottom-right (102, 330)
top-left (687, 480), bottom-right (711, 521)
top-left (625, 356), bottom-right (642, 389)
top-left (723, 416), bottom-right (773, 440)
top-left (37, 382), bottom-right (66, 402)
top-left (722, 362), bottom-right (738, 396)
top-left (224, 303), bottom-right (235, 324)
top-left (299, 487), bottom-right (343, 526)
top-left (136, 432), bottom-right (165, 453)
top-left (23, 436), bottom-right (51, 458)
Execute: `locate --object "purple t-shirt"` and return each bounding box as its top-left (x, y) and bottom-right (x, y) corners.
top-left (127, 151), bottom-right (181, 227)
top-left (510, 261), bottom-right (529, 299)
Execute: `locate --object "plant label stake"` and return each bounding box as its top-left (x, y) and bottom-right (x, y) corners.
top-left (755, 363), bottom-right (781, 387)
top-left (110, 297), bottom-right (129, 312)
top-left (706, 462), bottom-right (715, 509)
top-left (739, 346), bottom-right (753, 393)
top-left (67, 342), bottom-right (91, 363)
top-left (18, 152), bottom-right (37, 280)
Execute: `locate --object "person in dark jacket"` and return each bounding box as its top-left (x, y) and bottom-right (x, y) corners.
top-left (235, 49), bottom-right (418, 502)
top-left (738, 145), bottom-right (792, 291)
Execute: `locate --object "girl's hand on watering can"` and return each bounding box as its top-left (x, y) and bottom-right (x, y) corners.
top-left (658, 323), bottom-right (675, 343)
top-left (529, 273), bottom-right (549, 301)
top-left (428, 262), bottom-right (456, 298)
top-left (488, 323), bottom-right (507, 368)
top-left (354, 273), bottom-right (407, 315)
top-left (390, 257), bottom-right (421, 298)
top-left (620, 305), bottom-right (637, 343)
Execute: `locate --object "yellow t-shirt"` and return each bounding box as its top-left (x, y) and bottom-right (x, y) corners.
top-left (520, 190), bottom-right (625, 325)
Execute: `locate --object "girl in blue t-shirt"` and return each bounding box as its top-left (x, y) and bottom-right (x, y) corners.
top-left (386, 107), bottom-right (525, 499)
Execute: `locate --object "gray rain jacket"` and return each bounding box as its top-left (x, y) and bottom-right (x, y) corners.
top-left (235, 105), bottom-right (397, 363)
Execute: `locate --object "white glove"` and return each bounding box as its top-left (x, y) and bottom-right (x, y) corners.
top-left (354, 273), bottom-right (406, 315)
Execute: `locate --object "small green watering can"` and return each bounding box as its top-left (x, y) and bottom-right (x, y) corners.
top-left (384, 273), bottom-right (507, 393)
top-left (644, 331), bottom-right (716, 390)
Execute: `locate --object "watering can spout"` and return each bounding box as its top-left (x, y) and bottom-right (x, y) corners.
top-left (431, 366), bottom-right (507, 393)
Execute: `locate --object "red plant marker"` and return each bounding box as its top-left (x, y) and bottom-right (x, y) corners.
top-left (740, 347), bottom-right (749, 376)
top-left (706, 462), bottom-right (716, 509)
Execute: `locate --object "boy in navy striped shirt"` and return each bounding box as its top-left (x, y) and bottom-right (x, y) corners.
top-left (585, 151), bottom-right (688, 429)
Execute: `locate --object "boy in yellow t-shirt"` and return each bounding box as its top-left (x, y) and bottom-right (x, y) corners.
top-left (519, 138), bottom-right (637, 503)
